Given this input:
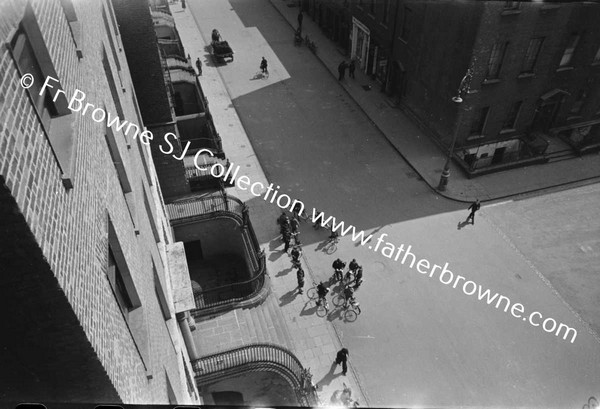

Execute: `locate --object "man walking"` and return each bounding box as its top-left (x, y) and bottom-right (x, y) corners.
top-left (334, 348), bottom-right (349, 375)
top-left (283, 229), bottom-right (292, 253)
top-left (195, 57), bottom-right (202, 76)
top-left (338, 61), bottom-right (347, 81)
top-left (260, 57), bottom-right (268, 76)
top-left (297, 267), bottom-right (305, 294)
top-left (297, 11), bottom-right (304, 32)
top-left (466, 199), bottom-right (481, 224)
top-left (348, 59), bottom-right (356, 79)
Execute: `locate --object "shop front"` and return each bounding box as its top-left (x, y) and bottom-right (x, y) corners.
top-left (351, 16), bottom-right (370, 72)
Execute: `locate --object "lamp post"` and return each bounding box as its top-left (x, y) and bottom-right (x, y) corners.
top-left (437, 68), bottom-right (473, 192)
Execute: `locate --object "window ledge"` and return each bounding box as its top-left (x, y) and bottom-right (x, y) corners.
top-left (467, 134), bottom-right (485, 141)
top-left (501, 9), bottom-right (522, 16)
top-left (566, 115), bottom-right (583, 121)
top-left (556, 66), bottom-right (574, 72)
top-left (517, 72), bottom-right (535, 79)
top-left (482, 78), bottom-right (501, 85)
top-left (499, 128), bottom-right (516, 135)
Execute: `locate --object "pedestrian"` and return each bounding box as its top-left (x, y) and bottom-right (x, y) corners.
top-left (348, 59), bottom-right (356, 79)
top-left (334, 348), bottom-right (349, 375)
top-left (349, 258), bottom-right (359, 273)
top-left (195, 57), bottom-right (202, 76)
top-left (466, 199), bottom-right (481, 224)
top-left (260, 57), bottom-right (268, 75)
top-left (297, 11), bottom-right (304, 32)
top-left (290, 217), bottom-right (300, 234)
top-left (297, 267), bottom-right (305, 294)
top-left (291, 245), bottom-right (302, 262)
top-left (277, 211), bottom-right (290, 235)
top-left (338, 61), bottom-right (347, 81)
top-left (353, 266), bottom-right (363, 290)
top-left (283, 229), bottom-right (292, 253)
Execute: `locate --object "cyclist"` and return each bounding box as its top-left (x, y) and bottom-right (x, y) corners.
top-left (329, 227), bottom-right (339, 241)
top-left (353, 266), bottom-right (363, 290)
top-left (316, 281), bottom-right (330, 309)
top-left (332, 258), bottom-right (346, 281)
top-left (343, 285), bottom-right (356, 309)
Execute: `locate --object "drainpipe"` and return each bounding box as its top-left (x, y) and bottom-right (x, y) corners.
top-left (177, 311), bottom-right (199, 360)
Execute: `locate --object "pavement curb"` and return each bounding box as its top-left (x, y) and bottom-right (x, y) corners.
top-left (267, 0), bottom-right (600, 205)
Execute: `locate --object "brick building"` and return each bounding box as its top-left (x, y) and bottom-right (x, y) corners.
top-left (0, 0), bottom-right (200, 404)
top-left (308, 0), bottom-right (600, 175)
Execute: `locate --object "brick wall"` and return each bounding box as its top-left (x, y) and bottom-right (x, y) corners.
top-left (0, 0), bottom-right (198, 404)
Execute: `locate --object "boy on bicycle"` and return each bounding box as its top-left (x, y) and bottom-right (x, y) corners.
top-left (317, 281), bottom-right (330, 308)
top-left (343, 285), bottom-right (356, 309)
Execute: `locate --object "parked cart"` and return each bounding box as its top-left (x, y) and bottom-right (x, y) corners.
top-left (211, 29), bottom-right (233, 63)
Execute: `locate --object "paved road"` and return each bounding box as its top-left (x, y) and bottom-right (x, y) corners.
top-left (195, 0), bottom-right (600, 406)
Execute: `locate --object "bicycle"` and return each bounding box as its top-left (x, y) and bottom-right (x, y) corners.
top-left (324, 234), bottom-right (339, 254)
top-left (315, 296), bottom-right (329, 316)
top-left (306, 281), bottom-right (320, 300)
top-left (343, 298), bottom-right (361, 322)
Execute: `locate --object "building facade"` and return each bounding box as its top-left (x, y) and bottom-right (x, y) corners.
top-left (0, 0), bottom-right (200, 404)
top-left (310, 0), bottom-right (600, 175)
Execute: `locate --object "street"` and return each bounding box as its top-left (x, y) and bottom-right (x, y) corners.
top-left (186, 0), bottom-right (600, 407)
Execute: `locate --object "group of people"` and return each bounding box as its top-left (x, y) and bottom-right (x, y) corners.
top-left (338, 59), bottom-right (356, 81)
top-left (277, 211), bottom-right (302, 253)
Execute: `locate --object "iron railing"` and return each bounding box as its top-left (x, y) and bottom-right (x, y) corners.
top-left (191, 251), bottom-right (266, 311)
top-left (167, 192), bottom-right (245, 223)
top-left (191, 343), bottom-right (318, 406)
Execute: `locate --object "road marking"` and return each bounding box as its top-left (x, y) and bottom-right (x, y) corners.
top-left (352, 335), bottom-right (375, 339)
top-left (485, 200), bottom-right (513, 208)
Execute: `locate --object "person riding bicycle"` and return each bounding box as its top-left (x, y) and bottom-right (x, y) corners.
top-left (317, 281), bottom-right (330, 306)
top-left (343, 285), bottom-right (356, 309)
top-left (332, 258), bottom-right (346, 281)
top-left (329, 227), bottom-right (339, 240)
top-left (260, 57), bottom-right (268, 74)
top-left (348, 258), bottom-right (359, 273)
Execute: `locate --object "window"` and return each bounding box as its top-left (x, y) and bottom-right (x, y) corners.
top-left (102, 6), bottom-right (124, 90)
top-left (503, 101), bottom-right (522, 130)
top-left (59, 0), bottom-right (82, 58)
top-left (400, 7), bottom-right (412, 41)
top-left (108, 247), bottom-right (134, 317)
top-left (142, 184), bottom-right (160, 243)
top-left (486, 41), bottom-right (508, 79)
top-left (470, 107), bottom-right (490, 135)
top-left (522, 38), bottom-right (544, 73)
top-left (559, 33), bottom-right (580, 67)
top-left (153, 261), bottom-right (171, 320)
top-left (504, 1), bottom-right (520, 9)
top-left (570, 89), bottom-right (587, 115)
top-left (382, 0), bottom-right (391, 24)
top-left (9, 3), bottom-right (75, 188)
top-left (369, 0), bottom-right (375, 14)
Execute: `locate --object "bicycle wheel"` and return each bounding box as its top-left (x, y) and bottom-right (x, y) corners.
top-left (316, 302), bottom-right (328, 317)
top-left (344, 308), bottom-right (358, 322)
top-left (307, 287), bottom-right (318, 300)
top-left (326, 241), bottom-right (337, 254)
top-left (344, 271), bottom-right (355, 283)
top-left (332, 294), bottom-right (345, 307)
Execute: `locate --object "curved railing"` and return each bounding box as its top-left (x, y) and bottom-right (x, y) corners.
top-left (166, 192), bottom-right (245, 224)
top-left (191, 343), bottom-right (318, 406)
top-left (191, 250), bottom-right (266, 313)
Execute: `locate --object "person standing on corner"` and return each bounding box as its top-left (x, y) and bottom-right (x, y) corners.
top-left (334, 348), bottom-right (349, 375)
top-left (338, 61), bottom-right (347, 81)
top-left (195, 57), bottom-right (202, 76)
top-left (348, 59), bottom-right (356, 79)
top-left (466, 199), bottom-right (481, 225)
top-left (297, 10), bottom-right (304, 32)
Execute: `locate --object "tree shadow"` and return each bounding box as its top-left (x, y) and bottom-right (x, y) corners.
top-left (279, 288), bottom-right (299, 307)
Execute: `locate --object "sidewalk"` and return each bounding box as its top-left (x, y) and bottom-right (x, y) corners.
top-left (269, 0), bottom-right (600, 203)
top-left (170, 1), bottom-right (369, 406)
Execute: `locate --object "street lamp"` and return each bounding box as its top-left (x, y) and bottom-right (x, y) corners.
top-left (437, 68), bottom-right (473, 192)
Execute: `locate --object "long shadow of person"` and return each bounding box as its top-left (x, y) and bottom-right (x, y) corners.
top-left (276, 266), bottom-right (293, 277)
top-left (457, 220), bottom-right (471, 230)
top-left (314, 361), bottom-right (341, 388)
top-left (300, 300), bottom-right (317, 316)
top-left (279, 288), bottom-right (299, 307)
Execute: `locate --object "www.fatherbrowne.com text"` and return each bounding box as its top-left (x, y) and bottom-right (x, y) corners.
top-left (24, 74), bottom-right (578, 344)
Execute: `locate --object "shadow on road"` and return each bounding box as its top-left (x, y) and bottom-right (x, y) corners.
top-left (276, 266), bottom-right (293, 277)
top-left (279, 288), bottom-right (298, 307)
top-left (457, 219), bottom-right (473, 230)
top-left (314, 361), bottom-right (342, 388)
